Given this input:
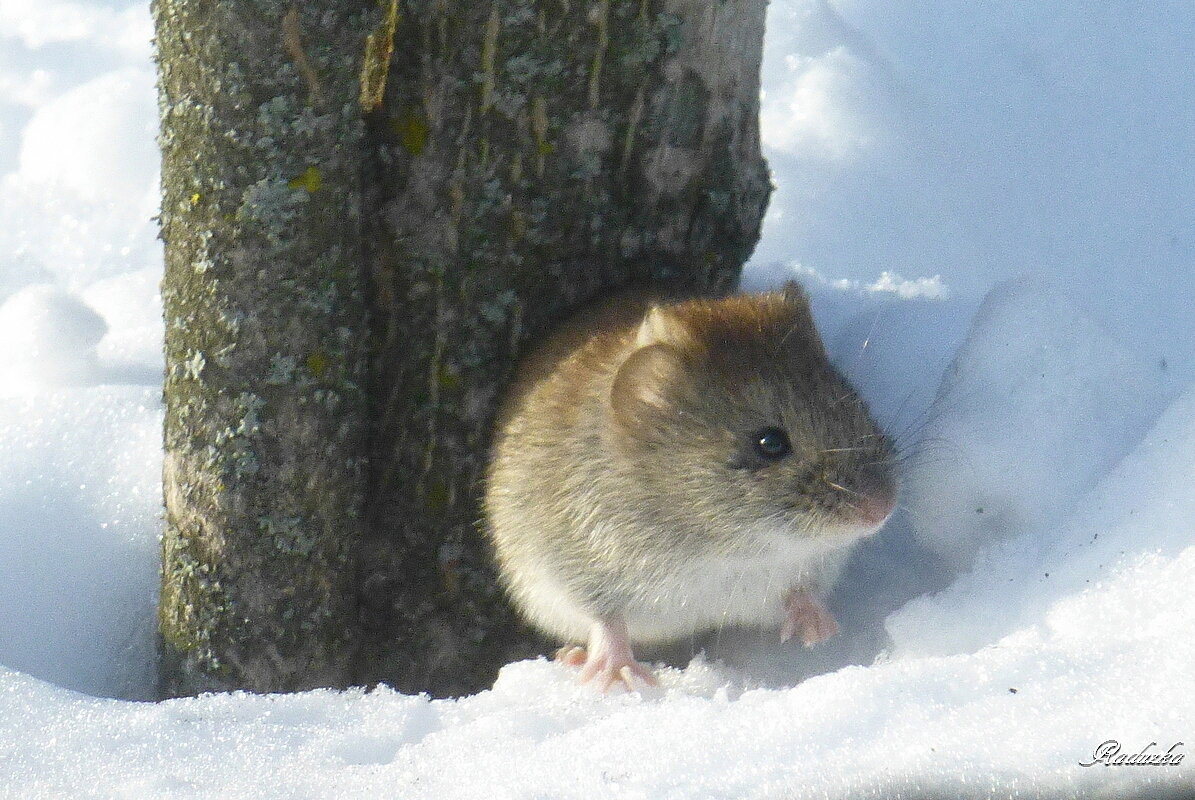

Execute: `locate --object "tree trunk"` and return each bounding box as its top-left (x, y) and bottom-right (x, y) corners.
top-left (155, 0), bottom-right (374, 695)
top-left (156, 0), bottom-right (769, 698)
top-left (357, 0), bottom-right (770, 696)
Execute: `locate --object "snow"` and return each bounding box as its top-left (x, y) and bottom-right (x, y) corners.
top-left (1, 0), bottom-right (1193, 796)
top-left (890, 382), bottom-right (1195, 660)
top-left (0, 386), bottom-right (160, 699)
top-left (0, 284), bottom-right (108, 388)
top-left (753, 0), bottom-right (1195, 375)
top-left (902, 277), bottom-right (1171, 571)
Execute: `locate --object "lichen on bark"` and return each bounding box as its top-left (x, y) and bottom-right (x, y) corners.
top-left (155, 0), bottom-right (769, 698)
top-left (155, 0), bottom-right (375, 695)
top-left (357, 0), bottom-right (770, 696)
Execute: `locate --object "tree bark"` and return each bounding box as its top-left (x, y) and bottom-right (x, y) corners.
top-left (357, 0), bottom-right (770, 696)
top-left (155, 0), bottom-right (374, 695)
top-left (156, 0), bottom-right (769, 697)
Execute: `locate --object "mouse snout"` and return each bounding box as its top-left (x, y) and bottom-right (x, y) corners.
top-left (858, 491), bottom-right (896, 527)
top-left (851, 463), bottom-right (897, 528)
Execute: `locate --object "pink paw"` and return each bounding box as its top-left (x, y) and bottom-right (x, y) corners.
top-left (781, 587), bottom-right (839, 646)
top-left (556, 619), bottom-right (657, 692)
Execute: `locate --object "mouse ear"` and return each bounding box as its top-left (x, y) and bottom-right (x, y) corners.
top-left (610, 343), bottom-right (690, 439)
top-left (635, 305), bottom-right (695, 350)
top-left (779, 281), bottom-right (824, 353)
top-left (781, 281), bottom-right (814, 319)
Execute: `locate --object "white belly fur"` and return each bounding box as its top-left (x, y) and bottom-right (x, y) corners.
top-left (508, 525), bottom-right (863, 645)
top-left (619, 530), bottom-right (855, 643)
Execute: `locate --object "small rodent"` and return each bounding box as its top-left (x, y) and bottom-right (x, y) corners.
top-left (484, 284), bottom-right (896, 690)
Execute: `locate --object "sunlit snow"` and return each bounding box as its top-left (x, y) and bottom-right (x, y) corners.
top-left (0, 0), bottom-right (1191, 797)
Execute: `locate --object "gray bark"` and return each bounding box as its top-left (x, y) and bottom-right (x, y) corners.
top-left (156, 0), bottom-right (769, 697)
top-left (155, 0), bottom-right (374, 694)
top-left (357, 0), bottom-right (770, 696)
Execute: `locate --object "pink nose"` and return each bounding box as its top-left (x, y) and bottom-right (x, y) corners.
top-left (859, 493), bottom-right (896, 527)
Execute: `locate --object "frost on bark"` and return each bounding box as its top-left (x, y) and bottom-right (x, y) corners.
top-left (155, 0), bottom-right (374, 695)
top-left (357, 0), bottom-right (771, 695)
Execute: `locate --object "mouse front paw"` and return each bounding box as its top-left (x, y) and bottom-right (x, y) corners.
top-left (556, 618), bottom-right (657, 692)
top-left (781, 587), bottom-right (839, 646)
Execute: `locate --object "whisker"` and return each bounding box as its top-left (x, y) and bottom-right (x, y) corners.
top-left (840, 500), bottom-right (864, 516)
top-left (851, 307), bottom-right (884, 366)
top-left (825, 480), bottom-right (866, 499)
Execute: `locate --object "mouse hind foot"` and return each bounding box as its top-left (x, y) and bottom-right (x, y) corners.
top-left (555, 618), bottom-right (657, 692)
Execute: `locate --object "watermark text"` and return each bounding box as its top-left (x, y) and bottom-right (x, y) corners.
top-left (1079, 740), bottom-right (1185, 767)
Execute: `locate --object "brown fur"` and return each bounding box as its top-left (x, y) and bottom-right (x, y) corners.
top-left (485, 284), bottom-right (895, 645)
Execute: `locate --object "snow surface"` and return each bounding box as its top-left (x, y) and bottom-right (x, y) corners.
top-left (1, 0), bottom-right (1193, 796)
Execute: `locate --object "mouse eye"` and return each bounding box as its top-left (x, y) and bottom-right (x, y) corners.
top-left (753, 427), bottom-right (791, 460)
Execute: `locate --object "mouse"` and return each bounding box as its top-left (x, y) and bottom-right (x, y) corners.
top-left (484, 284), bottom-right (897, 691)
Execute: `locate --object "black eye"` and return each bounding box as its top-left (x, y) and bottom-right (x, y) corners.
top-left (753, 427), bottom-right (791, 460)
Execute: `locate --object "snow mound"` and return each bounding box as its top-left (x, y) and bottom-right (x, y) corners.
top-left (0, 284), bottom-right (107, 390)
top-left (890, 378), bottom-right (1195, 660)
top-left (17, 67), bottom-right (157, 205)
top-left (0, 387), bottom-right (161, 699)
top-left (0, 63), bottom-right (160, 293)
top-left (903, 276), bottom-right (1170, 571)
